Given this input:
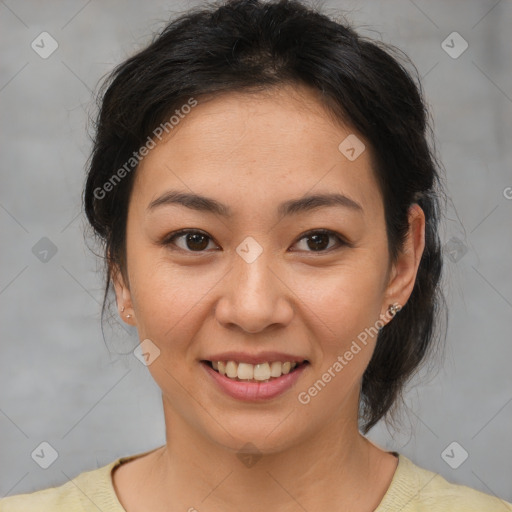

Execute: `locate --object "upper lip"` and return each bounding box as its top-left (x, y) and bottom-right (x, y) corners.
top-left (202, 351), bottom-right (308, 365)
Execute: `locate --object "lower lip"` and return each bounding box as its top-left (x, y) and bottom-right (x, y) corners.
top-left (201, 362), bottom-right (308, 401)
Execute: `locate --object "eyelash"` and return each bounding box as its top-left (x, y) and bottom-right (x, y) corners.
top-left (161, 228), bottom-right (349, 254)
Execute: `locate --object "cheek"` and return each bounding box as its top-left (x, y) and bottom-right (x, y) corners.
top-left (128, 256), bottom-right (213, 345)
top-left (294, 265), bottom-right (385, 411)
top-left (291, 257), bottom-right (388, 400)
top-left (295, 256), bottom-right (387, 334)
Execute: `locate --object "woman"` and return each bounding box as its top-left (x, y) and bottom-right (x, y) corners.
top-left (1, 0), bottom-right (510, 510)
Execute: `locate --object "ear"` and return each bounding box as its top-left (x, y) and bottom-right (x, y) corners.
top-left (381, 203), bottom-right (426, 321)
top-left (111, 263), bottom-right (137, 326)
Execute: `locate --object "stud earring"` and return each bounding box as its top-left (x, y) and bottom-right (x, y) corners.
top-left (388, 303), bottom-right (401, 317)
top-left (126, 314), bottom-right (132, 319)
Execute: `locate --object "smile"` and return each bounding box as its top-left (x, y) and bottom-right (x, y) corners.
top-left (201, 360), bottom-right (309, 401)
top-left (207, 360), bottom-right (306, 382)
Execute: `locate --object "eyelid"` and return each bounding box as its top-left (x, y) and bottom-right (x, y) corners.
top-left (289, 228), bottom-right (349, 252)
top-left (161, 228), bottom-right (349, 253)
top-left (161, 229), bottom-right (219, 252)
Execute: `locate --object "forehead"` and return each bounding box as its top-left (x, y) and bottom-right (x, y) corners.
top-left (132, 85), bottom-right (382, 220)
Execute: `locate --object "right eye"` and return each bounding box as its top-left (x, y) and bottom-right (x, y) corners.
top-left (162, 229), bottom-right (219, 253)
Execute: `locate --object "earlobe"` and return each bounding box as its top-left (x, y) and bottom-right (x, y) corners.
top-left (111, 264), bottom-right (136, 325)
top-left (382, 203), bottom-right (426, 317)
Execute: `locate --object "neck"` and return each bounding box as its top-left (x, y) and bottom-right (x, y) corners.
top-left (141, 396), bottom-right (397, 512)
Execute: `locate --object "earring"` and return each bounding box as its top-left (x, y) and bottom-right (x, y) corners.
top-left (388, 303), bottom-right (401, 317)
top-left (126, 313), bottom-right (132, 318)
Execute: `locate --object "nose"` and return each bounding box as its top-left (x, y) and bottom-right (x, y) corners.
top-left (214, 245), bottom-right (294, 334)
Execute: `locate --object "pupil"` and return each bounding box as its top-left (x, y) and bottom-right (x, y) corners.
top-left (308, 233), bottom-right (328, 251)
top-left (187, 233), bottom-right (208, 251)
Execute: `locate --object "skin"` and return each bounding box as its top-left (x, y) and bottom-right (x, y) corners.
top-left (110, 84), bottom-right (425, 512)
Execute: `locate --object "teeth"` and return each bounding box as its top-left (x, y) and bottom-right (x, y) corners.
top-left (237, 362), bottom-right (253, 380)
top-left (270, 361), bottom-right (282, 377)
top-left (226, 361), bottom-right (238, 378)
top-left (210, 360), bottom-right (300, 381)
top-left (254, 363), bottom-right (270, 381)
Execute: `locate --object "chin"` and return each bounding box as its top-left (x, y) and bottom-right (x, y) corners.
top-left (196, 406), bottom-right (311, 456)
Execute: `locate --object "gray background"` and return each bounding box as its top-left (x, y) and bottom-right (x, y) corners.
top-left (1, 0), bottom-right (511, 504)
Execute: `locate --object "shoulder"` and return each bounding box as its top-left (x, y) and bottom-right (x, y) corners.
top-left (0, 458), bottom-right (122, 512)
top-left (377, 454), bottom-right (512, 512)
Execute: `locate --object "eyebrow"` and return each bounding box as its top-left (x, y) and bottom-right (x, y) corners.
top-left (147, 190), bottom-right (363, 217)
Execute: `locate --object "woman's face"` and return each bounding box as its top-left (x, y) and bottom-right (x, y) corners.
top-left (113, 85), bottom-right (424, 453)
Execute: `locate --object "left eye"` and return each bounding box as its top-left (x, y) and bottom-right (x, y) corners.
top-left (292, 229), bottom-right (346, 252)
top-left (162, 229), bottom-right (346, 253)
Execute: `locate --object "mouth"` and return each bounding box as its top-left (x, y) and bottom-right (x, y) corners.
top-left (201, 359), bottom-right (309, 383)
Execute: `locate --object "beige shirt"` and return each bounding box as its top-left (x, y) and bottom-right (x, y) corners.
top-left (1, 449), bottom-right (511, 511)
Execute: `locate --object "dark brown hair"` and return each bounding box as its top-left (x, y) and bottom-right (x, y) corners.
top-left (83, 0), bottom-right (447, 433)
